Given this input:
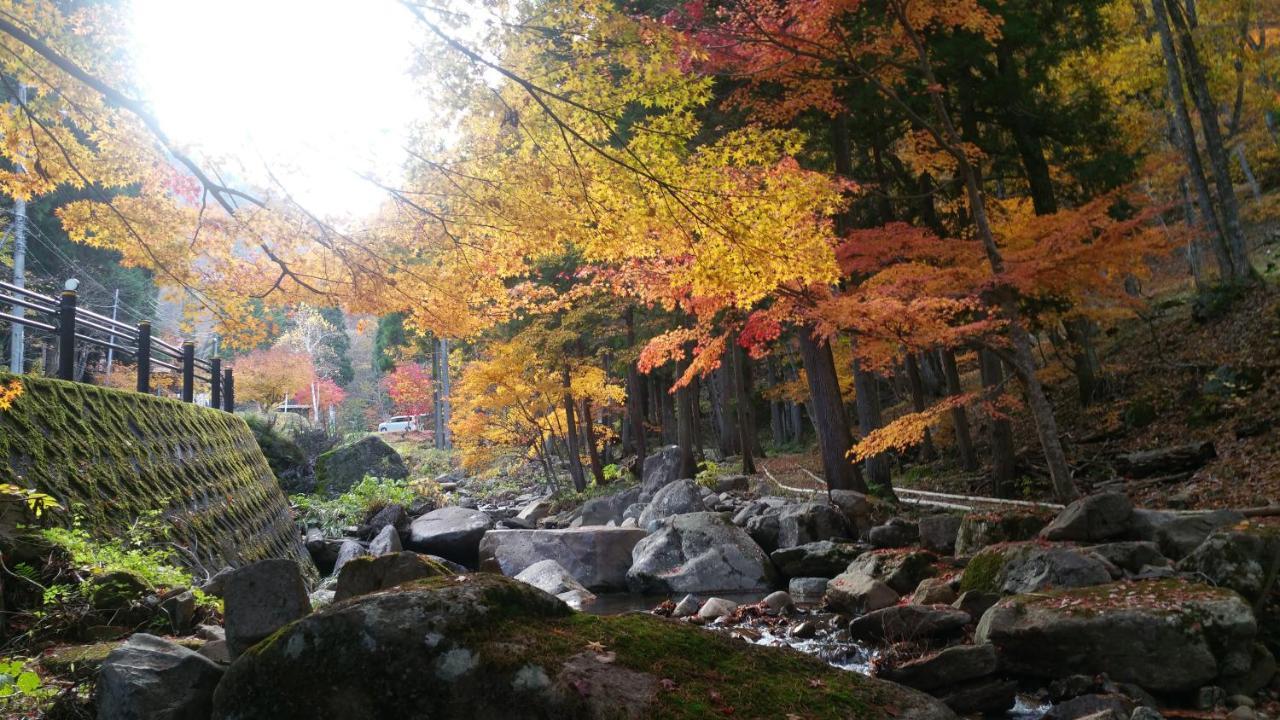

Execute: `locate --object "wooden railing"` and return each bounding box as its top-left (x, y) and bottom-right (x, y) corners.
top-left (0, 278), bottom-right (234, 411)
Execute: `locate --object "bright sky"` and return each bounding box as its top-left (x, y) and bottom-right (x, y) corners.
top-left (129, 0), bottom-right (429, 219)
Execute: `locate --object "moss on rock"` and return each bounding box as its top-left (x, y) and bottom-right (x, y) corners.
top-left (0, 373), bottom-right (310, 578)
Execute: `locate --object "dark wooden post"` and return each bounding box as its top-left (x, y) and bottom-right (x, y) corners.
top-left (136, 322), bottom-right (151, 393)
top-left (57, 289), bottom-right (77, 381)
top-left (223, 367), bottom-right (234, 411)
top-left (181, 341), bottom-right (195, 403)
top-left (210, 358), bottom-right (222, 409)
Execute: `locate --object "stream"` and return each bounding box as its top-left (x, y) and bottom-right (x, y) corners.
top-left (585, 592), bottom-right (1052, 719)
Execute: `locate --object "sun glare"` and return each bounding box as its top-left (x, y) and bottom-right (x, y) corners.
top-left (129, 0), bottom-right (426, 218)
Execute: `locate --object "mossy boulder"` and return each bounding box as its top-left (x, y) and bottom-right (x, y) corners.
top-left (959, 542), bottom-right (1113, 595)
top-left (1176, 528), bottom-right (1280, 603)
top-left (313, 435), bottom-right (407, 496)
top-left (243, 415), bottom-right (308, 492)
top-left (954, 510), bottom-right (1053, 556)
top-left (975, 579), bottom-right (1257, 694)
top-left (211, 574), bottom-right (957, 720)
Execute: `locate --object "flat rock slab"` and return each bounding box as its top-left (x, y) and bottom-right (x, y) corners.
top-left (479, 527), bottom-right (647, 591)
top-left (406, 506), bottom-right (494, 567)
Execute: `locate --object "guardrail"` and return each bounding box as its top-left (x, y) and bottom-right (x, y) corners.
top-left (0, 278), bottom-right (234, 411)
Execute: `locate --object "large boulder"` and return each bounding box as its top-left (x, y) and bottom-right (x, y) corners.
top-left (1040, 493), bottom-right (1133, 542)
top-left (880, 643), bottom-right (999, 692)
top-left (515, 559), bottom-right (597, 608)
top-left (827, 490), bottom-right (872, 535)
top-left (1177, 529), bottom-right (1280, 602)
top-left (627, 512), bottom-right (779, 594)
top-left (479, 527), bottom-right (647, 591)
top-left (579, 486), bottom-right (642, 526)
top-left (98, 634), bottom-right (224, 720)
top-left (869, 518), bottom-right (920, 549)
top-left (638, 479), bottom-right (706, 531)
top-left (333, 552), bottom-right (451, 602)
top-left (639, 445), bottom-right (686, 501)
top-left (211, 574), bottom-right (957, 720)
top-left (1086, 541), bottom-right (1169, 575)
top-left (769, 541), bottom-right (868, 579)
top-left (955, 510), bottom-right (1052, 556)
top-left (223, 559), bottom-right (311, 658)
top-left (960, 543), bottom-right (1113, 595)
top-left (975, 580), bottom-right (1258, 693)
top-left (919, 514), bottom-right (964, 555)
top-left (313, 435), bottom-right (407, 496)
top-left (848, 604), bottom-right (971, 643)
top-left (777, 503), bottom-right (853, 549)
top-left (844, 549), bottom-right (937, 595)
top-left (1128, 508), bottom-right (1244, 559)
top-left (824, 572), bottom-right (899, 614)
top-left (406, 506), bottom-right (494, 567)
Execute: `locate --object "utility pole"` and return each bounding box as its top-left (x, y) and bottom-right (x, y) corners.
top-left (105, 288), bottom-right (120, 374)
top-left (8, 85), bottom-right (27, 374)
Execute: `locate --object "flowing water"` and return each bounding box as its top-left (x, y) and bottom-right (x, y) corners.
top-left (587, 592), bottom-right (1053, 719)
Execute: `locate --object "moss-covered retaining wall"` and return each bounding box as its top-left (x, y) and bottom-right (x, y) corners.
top-left (0, 373), bottom-right (309, 575)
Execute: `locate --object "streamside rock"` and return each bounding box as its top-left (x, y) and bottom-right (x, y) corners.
top-left (844, 549), bottom-right (937, 595)
top-left (1086, 542), bottom-right (1169, 575)
top-left (313, 435), bottom-right (407, 496)
top-left (479, 527), bottom-right (647, 591)
top-left (848, 604), bottom-right (971, 643)
top-left (975, 580), bottom-right (1257, 693)
top-left (223, 559), bottom-right (311, 658)
top-left (515, 559), bottom-right (597, 609)
top-left (869, 518), bottom-right (920, 549)
top-left (960, 543), bottom-right (1112, 595)
top-left (627, 512), bottom-right (779, 594)
top-left (211, 574), bottom-right (959, 720)
top-left (98, 634), bottom-right (224, 720)
top-left (769, 541), bottom-right (867, 579)
top-left (955, 511), bottom-right (1052, 556)
top-left (639, 445), bottom-right (685, 501)
top-left (919, 514), bottom-right (964, 555)
top-left (406, 506), bottom-right (494, 567)
top-left (638, 479), bottom-right (705, 531)
top-left (776, 503), bottom-right (852, 549)
top-left (579, 487), bottom-right (642, 526)
top-left (368, 524), bottom-right (402, 556)
top-left (824, 572), bottom-right (899, 615)
top-left (1040, 492), bottom-right (1133, 542)
top-left (881, 643), bottom-right (999, 692)
top-left (333, 552), bottom-right (451, 602)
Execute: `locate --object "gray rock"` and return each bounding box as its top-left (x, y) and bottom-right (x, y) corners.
top-left (1088, 542), bottom-right (1169, 574)
top-left (919, 514), bottom-right (964, 555)
top-left (713, 475), bottom-right (749, 493)
top-left (937, 678), bottom-right (1017, 715)
top-left (333, 552), bottom-right (450, 602)
top-left (639, 479), bottom-right (706, 531)
top-left (881, 643), bottom-right (998, 691)
top-left (770, 540), bottom-right (868, 579)
top-left (1196, 685), bottom-right (1227, 710)
top-left (515, 559), bottom-right (595, 601)
top-left (825, 572), bottom-right (899, 614)
top-left (314, 435), bottom-right (407, 496)
top-left (744, 511), bottom-right (782, 553)
top-left (159, 588), bottom-right (196, 634)
top-left (1128, 508), bottom-right (1244, 560)
top-left (776, 503), bottom-right (853, 549)
top-left (698, 597), bottom-right (738, 620)
top-left (358, 503), bottom-right (407, 539)
top-left (223, 559), bottom-right (311, 658)
top-left (1221, 643), bottom-right (1277, 696)
top-left (368, 524), bottom-right (402, 556)
top-left (975, 580), bottom-right (1257, 693)
top-left (1130, 709), bottom-right (1164, 720)
top-left (962, 542), bottom-right (1112, 595)
top-left (763, 590), bottom-right (793, 612)
top-left (731, 496), bottom-right (788, 526)
top-left (1178, 530), bottom-right (1280, 602)
top-left (827, 490), bottom-right (871, 535)
top-left (910, 577), bottom-right (957, 606)
top-left (516, 498), bottom-right (554, 524)
top-left (332, 538), bottom-right (369, 576)
top-left (97, 634), bottom-right (223, 720)
top-left (848, 604), bottom-right (971, 643)
top-left (955, 511), bottom-right (1051, 556)
top-left (870, 518), bottom-right (920, 549)
top-left (844, 549), bottom-right (937, 595)
top-left (479, 527), bottom-right (647, 591)
top-left (952, 590), bottom-right (999, 621)
top-left (580, 486), bottom-right (642, 526)
top-left (627, 512), bottom-right (779, 594)
top-left (673, 594), bottom-right (700, 618)
top-left (1043, 694), bottom-right (1134, 720)
top-left (406, 506), bottom-right (494, 567)
top-left (1042, 493), bottom-right (1133, 542)
top-left (639, 445), bottom-right (685, 501)
top-left (788, 577), bottom-right (830, 599)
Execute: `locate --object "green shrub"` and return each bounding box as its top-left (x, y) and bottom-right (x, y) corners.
top-left (292, 476), bottom-right (422, 535)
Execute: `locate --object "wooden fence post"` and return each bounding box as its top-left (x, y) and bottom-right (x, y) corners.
top-left (210, 358), bottom-right (222, 409)
top-left (136, 322), bottom-right (151, 393)
top-left (181, 341), bottom-right (195, 403)
top-left (57, 289), bottom-right (76, 381)
top-left (223, 367), bottom-right (234, 411)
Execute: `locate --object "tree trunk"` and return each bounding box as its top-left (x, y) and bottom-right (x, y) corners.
top-left (1166, 0), bottom-right (1252, 280)
top-left (980, 349), bottom-right (1017, 497)
top-left (904, 353), bottom-right (937, 461)
top-left (940, 349), bottom-right (979, 471)
top-left (675, 361), bottom-right (698, 481)
top-left (561, 365), bottom-right (587, 492)
top-left (1233, 143), bottom-right (1262, 201)
top-left (581, 398), bottom-right (606, 485)
top-left (732, 344), bottom-right (757, 475)
top-left (1063, 317), bottom-right (1102, 406)
top-left (997, 46), bottom-right (1058, 216)
top-left (852, 353), bottom-right (891, 491)
top-left (690, 375), bottom-right (705, 461)
top-left (625, 309), bottom-right (646, 478)
top-left (714, 355), bottom-right (740, 456)
top-left (796, 329), bottom-right (866, 492)
top-left (1150, 0), bottom-right (1236, 279)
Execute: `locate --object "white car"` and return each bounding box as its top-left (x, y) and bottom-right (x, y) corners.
top-left (378, 416), bottom-right (417, 433)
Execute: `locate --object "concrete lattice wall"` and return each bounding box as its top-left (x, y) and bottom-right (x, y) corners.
top-left (0, 373), bottom-right (309, 576)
